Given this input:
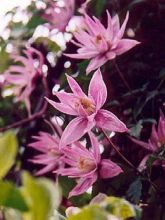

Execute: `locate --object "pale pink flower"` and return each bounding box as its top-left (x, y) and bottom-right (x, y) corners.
top-left (43, 0), bottom-right (75, 32)
top-left (65, 11), bottom-right (140, 74)
top-left (29, 131), bottom-right (63, 175)
top-left (46, 69), bottom-right (128, 147)
top-left (57, 132), bottom-right (123, 197)
top-left (132, 112), bottom-right (165, 171)
top-left (4, 47), bottom-right (44, 114)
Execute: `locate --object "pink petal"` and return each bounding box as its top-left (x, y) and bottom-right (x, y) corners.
top-left (88, 132), bottom-right (101, 163)
top-left (117, 12), bottom-right (129, 39)
top-left (59, 117), bottom-right (88, 147)
top-left (130, 137), bottom-right (153, 152)
top-left (86, 55), bottom-right (108, 74)
top-left (45, 97), bottom-right (78, 115)
top-left (88, 69), bottom-right (107, 109)
top-left (99, 159), bottom-right (123, 179)
top-left (138, 154), bottom-right (150, 172)
top-left (95, 109), bottom-right (128, 132)
top-left (114, 39), bottom-right (140, 56)
top-left (69, 173), bottom-right (97, 197)
top-left (64, 51), bottom-right (98, 59)
top-left (66, 74), bottom-right (86, 97)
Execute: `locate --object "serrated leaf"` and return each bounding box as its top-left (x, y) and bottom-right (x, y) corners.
top-left (127, 177), bottom-right (142, 204)
top-left (0, 131), bottom-right (18, 179)
top-left (0, 181), bottom-right (28, 211)
top-left (21, 172), bottom-right (61, 220)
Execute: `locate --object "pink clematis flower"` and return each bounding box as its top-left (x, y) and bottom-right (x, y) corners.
top-left (29, 131), bottom-right (63, 175)
top-left (4, 46), bottom-right (44, 115)
top-left (43, 0), bottom-right (75, 32)
top-left (57, 132), bottom-right (123, 197)
top-left (65, 11), bottom-right (140, 74)
top-left (46, 69), bottom-right (128, 147)
top-left (132, 112), bottom-right (165, 171)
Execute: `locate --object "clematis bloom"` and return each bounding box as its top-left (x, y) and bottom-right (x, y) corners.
top-left (132, 112), bottom-right (165, 171)
top-left (29, 131), bottom-right (63, 175)
top-left (46, 69), bottom-right (128, 147)
top-left (4, 46), bottom-right (44, 115)
top-left (43, 0), bottom-right (75, 32)
top-left (57, 132), bottom-right (123, 197)
top-left (65, 11), bottom-right (140, 74)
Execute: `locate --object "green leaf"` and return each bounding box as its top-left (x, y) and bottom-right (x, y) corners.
top-left (21, 172), bottom-right (61, 220)
top-left (35, 37), bottom-right (61, 52)
top-left (0, 181), bottom-right (28, 211)
top-left (127, 177), bottom-right (142, 204)
top-left (105, 197), bottom-right (136, 220)
top-left (26, 12), bottom-right (46, 30)
top-left (0, 131), bottom-right (18, 179)
top-left (67, 205), bottom-right (107, 220)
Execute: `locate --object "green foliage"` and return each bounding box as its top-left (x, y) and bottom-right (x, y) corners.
top-left (0, 181), bottom-right (28, 211)
top-left (21, 172), bottom-right (61, 220)
top-left (67, 205), bottom-right (107, 220)
top-left (0, 131), bottom-right (18, 179)
top-left (35, 37), bottom-right (61, 52)
top-left (105, 197), bottom-right (137, 220)
top-left (127, 177), bottom-right (142, 204)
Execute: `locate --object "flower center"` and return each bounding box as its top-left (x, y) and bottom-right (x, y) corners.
top-left (96, 34), bottom-right (102, 43)
top-left (78, 157), bottom-right (95, 172)
top-left (79, 97), bottom-right (96, 115)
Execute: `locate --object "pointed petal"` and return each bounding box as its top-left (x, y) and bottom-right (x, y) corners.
top-left (66, 74), bottom-right (86, 97)
top-left (130, 137), bottom-right (153, 152)
top-left (138, 154), bottom-right (150, 172)
top-left (114, 39), bottom-right (140, 56)
top-left (99, 159), bottom-right (123, 179)
top-left (46, 97), bottom-right (78, 115)
top-left (88, 69), bottom-right (107, 109)
top-left (96, 109), bottom-right (128, 132)
top-left (69, 174), bottom-right (97, 197)
top-left (117, 12), bottom-right (129, 39)
top-left (86, 56), bottom-right (108, 74)
top-left (88, 132), bottom-right (101, 162)
top-left (60, 117), bottom-right (88, 147)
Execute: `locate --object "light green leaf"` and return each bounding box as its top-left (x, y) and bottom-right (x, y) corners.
top-left (0, 131), bottom-right (18, 179)
top-left (0, 181), bottom-right (28, 211)
top-left (67, 205), bottom-right (107, 220)
top-left (21, 172), bottom-right (61, 220)
top-left (105, 197), bottom-right (136, 220)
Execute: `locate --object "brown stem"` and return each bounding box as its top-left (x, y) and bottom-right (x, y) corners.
top-left (101, 128), bottom-right (135, 170)
top-left (0, 76), bottom-right (49, 132)
top-left (0, 101), bottom-right (47, 132)
top-left (113, 60), bottom-right (132, 93)
top-left (101, 129), bottom-right (162, 194)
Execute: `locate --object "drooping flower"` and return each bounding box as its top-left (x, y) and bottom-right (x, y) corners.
top-left (43, 0), bottom-right (75, 32)
top-left (46, 69), bottom-right (128, 147)
top-left (65, 11), bottom-right (140, 74)
top-left (4, 46), bottom-right (44, 114)
top-left (132, 112), bottom-right (165, 171)
top-left (57, 132), bottom-right (123, 197)
top-left (29, 131), bottom-right (63, 175)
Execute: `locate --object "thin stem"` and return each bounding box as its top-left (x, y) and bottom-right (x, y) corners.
top-left (101, 128), bottom-right (135, 170)
top-left (113, 60), bottom-right (132, 93)
top-left (157, 77), bottom-right (165, 90)
top-left (0, 76), bottom-right (49, 132)
top-left (101, 129), bottom-right (161, 194)
top-left (0, 101), bottom-right (47, 132)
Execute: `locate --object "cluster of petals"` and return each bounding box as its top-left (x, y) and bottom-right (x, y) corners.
top-left (29, 131), bottom-right (63, 175)
top-left (132, 111), bottom-right (165, 171)
top-left (65, 11), bottom-right (140, 74)
top-left (46, 69), bottom-right (128, 147)
top-left (4, 46), bottom-right (44, 114)
top-left (57, 132), bottom-right (123, 197)
top-left (43, 0), bottom-right (75, 32)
